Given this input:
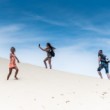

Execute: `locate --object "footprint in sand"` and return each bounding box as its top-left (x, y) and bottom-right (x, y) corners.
top-left (66, 100), bottom-right (70, 103)
top-left (52, 97), bottom-right (55, 99)
top-left (73, 92), bottom-right (76, 94)
top-left (102, 92), bottom-right (107, 96)
top-left (8, 96), bottom-right (10, 98)
top-left (60, 94), bottom-right (64, 96)
top-left (96, 84), bottom-right (99, 86)
top-left (100, 92), bottom-right (108, 99)
top-left (34, 98), bottom-right (37, 101)
top-left (42, 105), bottom-right (46, 109)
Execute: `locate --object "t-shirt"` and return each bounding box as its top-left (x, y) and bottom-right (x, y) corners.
top-left (99, 54), bottom-right (107, 63)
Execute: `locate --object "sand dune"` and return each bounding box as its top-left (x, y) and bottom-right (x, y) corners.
top-left (0, 57), bottom-right (110, 110)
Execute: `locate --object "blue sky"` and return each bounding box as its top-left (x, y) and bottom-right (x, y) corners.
top-left (1, 0), bottom-right (110, 78)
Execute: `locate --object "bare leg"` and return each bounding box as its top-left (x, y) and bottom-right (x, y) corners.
top-left (48, 58), bottom-right (52, 69)
top-left (107, 74), bottom-right (110, 80)
top-left (14, 67), bottom-right (19, 80)
top-left (98, 71), bottom-right (103, 79)
top-left (44, 57), bottom-right (48, 69)
top-left (7, 68), bottom-right (12, 80)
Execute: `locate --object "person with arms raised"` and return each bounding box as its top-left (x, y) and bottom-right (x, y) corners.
top-left (39, 43), bottom-right (55, 69)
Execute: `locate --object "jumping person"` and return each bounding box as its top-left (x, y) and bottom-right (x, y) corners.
top-left (97, 50), bottom-right (110, 80)
top-left (7, 47), bottom-right (20, 80)
top-left (39, 43), bottom-right (55, 69)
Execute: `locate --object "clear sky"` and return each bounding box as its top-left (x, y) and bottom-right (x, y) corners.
top-left (1, 0), bottom-right (110, 78)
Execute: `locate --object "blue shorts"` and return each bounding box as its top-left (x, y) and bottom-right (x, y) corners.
top-left (97, 62), bottom-right (109, 74)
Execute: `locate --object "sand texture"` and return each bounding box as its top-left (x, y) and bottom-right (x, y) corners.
top-left (0, 58), bottom-right (110, 110)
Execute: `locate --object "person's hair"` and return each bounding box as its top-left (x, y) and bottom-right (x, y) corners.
top-left (46, 43), bottom-right (55, 50)
top-left (98, 50), bottom-right (103, 56)
top-left (10, 47), bottom-right (16, 52)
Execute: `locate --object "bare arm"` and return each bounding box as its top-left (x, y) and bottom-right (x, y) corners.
top-left (38, 45), bottom-right (47, 51)
top-left (10, 53), bottom-right (12, 59)
top-left (10, 53), bottom-right (20, 63)
top-left (98, 56), bottom-right (101, 65)
top-left (15, 56), bottom-right (20, 63)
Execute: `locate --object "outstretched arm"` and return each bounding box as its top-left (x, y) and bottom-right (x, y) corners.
top-left (15, 56), bottom-right (20, 63)
top-left (38, 44), bottom-right (47, 51)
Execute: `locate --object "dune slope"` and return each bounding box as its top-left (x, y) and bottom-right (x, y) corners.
top-left (0, 58), bottom-right (110, 110)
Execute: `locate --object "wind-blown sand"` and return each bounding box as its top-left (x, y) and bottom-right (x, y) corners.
top-left (0, 57), bottom-right (110, 110)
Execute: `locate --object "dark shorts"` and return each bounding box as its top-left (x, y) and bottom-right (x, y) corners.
top-left (97, 62), bottom-right (109, 74)
top-left (47, 56), bottom-right (52, 59)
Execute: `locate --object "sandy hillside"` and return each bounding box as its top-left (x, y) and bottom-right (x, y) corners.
top-left (0, 57), bottom-right (110, 110)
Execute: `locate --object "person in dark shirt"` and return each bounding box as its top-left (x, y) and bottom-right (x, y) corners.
top-left (97, 50), bottom-right (110, 79)
top-left (39, 43), bottom-right (55, 69)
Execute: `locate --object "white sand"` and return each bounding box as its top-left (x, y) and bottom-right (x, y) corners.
top-left (0, 57), bottom-right (110, 110)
